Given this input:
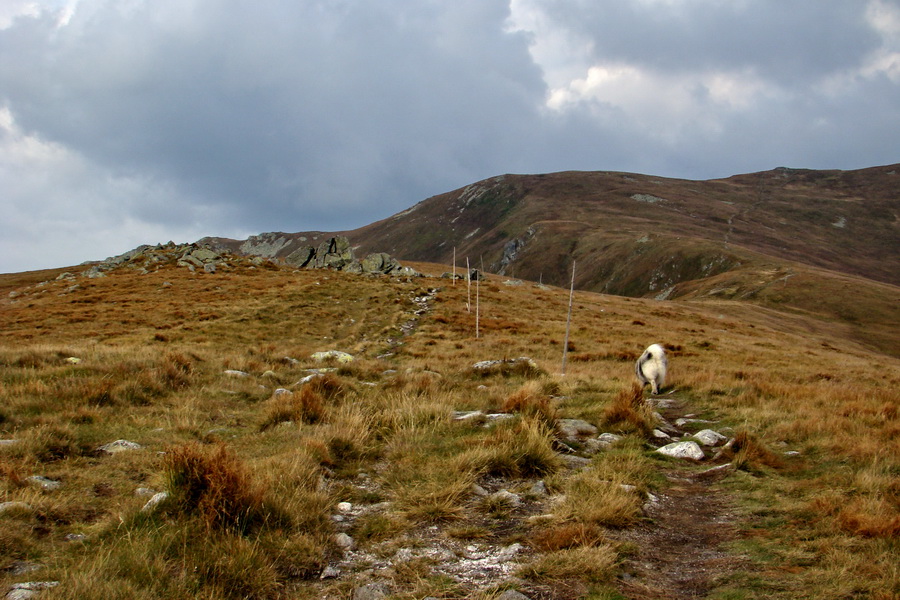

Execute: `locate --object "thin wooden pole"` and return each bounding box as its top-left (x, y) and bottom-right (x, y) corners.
top-left (475, 270), bottom-right (480, 338)
top-left (561, 260), bottom-right (576, 376)
top-left (466, 257), bottom-right (471, 313)
top-left (452, 247), bottom-right (456, 286)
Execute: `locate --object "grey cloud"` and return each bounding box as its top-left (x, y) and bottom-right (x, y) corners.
top-left (532, 0), bottom-right (881, 84)
top-left (0, 0), bottom-right (897, 273)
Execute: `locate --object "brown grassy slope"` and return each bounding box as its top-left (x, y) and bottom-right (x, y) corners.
top-left (348, 166), bottom-right (899, 287)
top-left (0, 258), bottom-right (898, 599)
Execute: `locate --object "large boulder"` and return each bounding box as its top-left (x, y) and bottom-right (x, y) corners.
top-left (285, 246), bottom-right (316, 268)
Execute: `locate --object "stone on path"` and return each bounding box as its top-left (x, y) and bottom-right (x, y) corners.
top-left (656, 441), bottom-right (705, 461)
top-left (694, 429), bottom-right (728, 446)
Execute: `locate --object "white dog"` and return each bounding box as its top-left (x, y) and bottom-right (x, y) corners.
top-left (635, 343), bottom-right (667, 394)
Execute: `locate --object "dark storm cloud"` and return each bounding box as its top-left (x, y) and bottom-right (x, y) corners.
top-left (0, 0), bottom-right (897, 272)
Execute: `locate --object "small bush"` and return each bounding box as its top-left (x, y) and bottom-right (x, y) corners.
top-left (163, 443), bottom-right (269, 533)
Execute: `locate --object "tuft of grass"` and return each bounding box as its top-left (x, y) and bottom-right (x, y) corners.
top-left (457, 418), bottom-right (562, 479)
top-left (502, 380), bottom-right (559, 429)
top-left (163, 443), bottom-right (271, 533)
top-left (260, 387), bottom-right (327, 430)
top-left (517, 545), bottom-right (619, 583)
top-left (726, 429), bottom-right (785, 472)
top-left (602, 383), bottom-right (656, 436)
top-left (530, 522), bottom-right (608, 552)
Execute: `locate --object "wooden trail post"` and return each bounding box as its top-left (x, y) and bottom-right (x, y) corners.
top-left (561, 260), bottom-right (576, 376)
top-left (466, 257), bottom-right (471, 313)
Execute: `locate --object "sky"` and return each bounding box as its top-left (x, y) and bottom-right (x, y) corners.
top-left (1, 0), bottom-right (898, 273)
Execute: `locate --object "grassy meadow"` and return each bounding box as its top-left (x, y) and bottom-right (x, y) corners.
top-left (0, 255), bottom-right (897, 599)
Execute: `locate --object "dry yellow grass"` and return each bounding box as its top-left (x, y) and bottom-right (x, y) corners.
top-left (0, 255), bottom-right (897, 598)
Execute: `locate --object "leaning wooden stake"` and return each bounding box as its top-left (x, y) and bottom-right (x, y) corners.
top-left (561, 260), bottom-right (576, 376)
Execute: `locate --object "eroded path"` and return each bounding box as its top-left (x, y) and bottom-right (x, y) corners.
top-left (613, 396), bottom-right (743, 599)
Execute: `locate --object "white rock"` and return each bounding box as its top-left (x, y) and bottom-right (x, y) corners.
top-left (656, 441), bottom-right (705, 461)
top-left (7, 582), bottom-right (59, 600)
top-left (675, 417), bottom-right (714, 427)
top-left (0, 439), bottom-right (21, 447)
top-left (140, 492), bottom-right (168, 513)
top-left (490, 490), bottom-right (521, 507)
top-left (694, 429), bottom-right (728, 446)
top-left (98, 440), bottom-right (142, 454)
top-left (452, 410), bottom-right (485, 421)
top-left (311, 350), bottom-right (354, 363)
top-left (65, 357), bottom-right (81, 364)
top-left (336, 502), bottom-right (353, 513)
top-left (335, 533), bottom-right (355, 550)
top-left (223, 369), bottom-right (250, 378)
top-left (651, 429), bottom-right (672, 440)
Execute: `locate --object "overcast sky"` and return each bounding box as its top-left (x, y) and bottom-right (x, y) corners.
top-left (1, 0), bottom-right (898, 273)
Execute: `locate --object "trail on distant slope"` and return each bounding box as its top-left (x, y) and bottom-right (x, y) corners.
top-left (612, 396), bottom-right (744, 600)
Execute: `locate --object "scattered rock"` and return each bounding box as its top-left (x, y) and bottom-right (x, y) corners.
top-left (64, 534), bottom-right (86, 542)
top-left (656, 441), bottom-right (705, 461)
top-left (559, 455), bottom-right (592, 470)
top-left (134, 487), bottom-right (157, 497)
top-left (352, 582), bottom-right (390, 600)
top-left (452, 410), bottom-right (485, 422)
top-left (97, 440), bottom-right (142, 454)
top-left (497, 543), bottom-right (523, 562)
top-left (5, 582), bottom-right (60, 600)
top-left (65, 357), bottom-right (81, 365)
top-left (26, 476), bottom-right (60, 491)
top-left (320, 566), bottom-right (340, 579)
top-left (675, 417), bottom-right (715, 427)
top-left (529, 480), bottom-right (548, 496)
top-left (140, 492), bottom-right (169, 513)
top-left (335, 533), bottom-right (355, 551)
top-left (0, 439), bottom-right (19, 447)
top-left (223, 369), bottom-right (250, 378)
top-left (558, 419), bottom-right (599, 440)
top-left (693, 429), bottom-right (728, 446)
top-left (651, 429), bottom-right (673, 441)
top-left (489, 490), bottom-right (522, 507)
top-left (311, 350), bottom-right (354, 363)
top-left (5, 561), bottom-right (43, 576)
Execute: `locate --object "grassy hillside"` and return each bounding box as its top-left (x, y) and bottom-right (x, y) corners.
top-left (1, 254), bottom-right (897, 599)
top-left (204, 165), bottom-right (900, 356)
